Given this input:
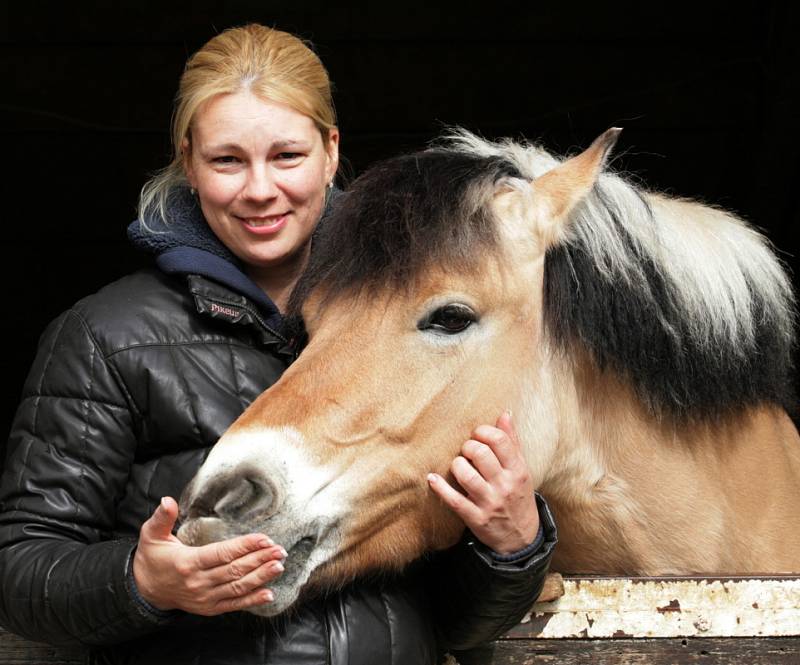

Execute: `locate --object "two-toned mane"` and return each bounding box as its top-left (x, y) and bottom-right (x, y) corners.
top-left (295, 130), bottom-right (796, 420)
top-left (179, 129), bottom-right (800, 617)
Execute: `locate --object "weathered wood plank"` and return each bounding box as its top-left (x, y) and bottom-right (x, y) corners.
top-left (513, 575), bottom-right (800, 639)
top-left (478, 637), bottom-right (800, 664)
top-left (4, 628), bottom-right (800, 665)
top-left (457, 638), bottom-right (800, 664)
top-left (0, 629), bottom-right (83, 665)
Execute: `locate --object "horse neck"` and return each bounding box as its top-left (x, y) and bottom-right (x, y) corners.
top-left (534, 353), bottom-right (800, 574)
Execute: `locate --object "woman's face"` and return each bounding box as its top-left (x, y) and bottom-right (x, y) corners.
top-left (185, 91), bottom-right (339, 272)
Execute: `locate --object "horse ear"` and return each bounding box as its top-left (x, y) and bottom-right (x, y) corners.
top-left (531, 127), bottom-right (621, 244)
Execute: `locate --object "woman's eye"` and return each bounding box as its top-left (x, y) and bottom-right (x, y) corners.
top-left (418, 304), bottom-right (477, 334)
top-left (277, 152), bottom-right (302, 161)
top-left (213, 156), bottom-right (239, 164)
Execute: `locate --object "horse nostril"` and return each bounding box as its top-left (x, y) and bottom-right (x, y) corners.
top-left (186, 471), bottom-right (282, 521)
top-left (214, 476), bottom-right (272, 519)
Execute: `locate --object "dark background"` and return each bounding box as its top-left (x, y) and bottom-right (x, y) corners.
top-left (2, 2), bottom-right (798, 449)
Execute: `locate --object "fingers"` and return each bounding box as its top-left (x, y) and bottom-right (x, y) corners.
top-left (452, 411), bottom-right (522, 497)
top-left (140, 538), bottom-right (285, 616)
top-left (427, 473), bottom-right (482, 526)
top-left (461, 439), bottom-right (503, 482)
top-left (204, 544), bottom-right (287, 586)
top-left (209, 587), bottom-right (275, 615)
top-left (472, 411), bottom-right (522, 469)
top-left (141, 497), bottom-right (180, 542)
top-left (196, 544), bottom-right (286, 614)
top-left (495, 410), bottom-right (516, 441)
top-left (208, 557), bottom-right (284, 605)
top-left (193, 532), bottom-right (274, 570)
top-left (450, 455), bottom-right (492, 503)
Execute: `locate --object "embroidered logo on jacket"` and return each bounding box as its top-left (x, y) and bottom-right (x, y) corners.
top-left (210, 302), bottom-right (242, 319)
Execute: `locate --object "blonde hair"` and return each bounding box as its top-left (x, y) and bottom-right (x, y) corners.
top-left (139, 24), bottom-right (337, 224)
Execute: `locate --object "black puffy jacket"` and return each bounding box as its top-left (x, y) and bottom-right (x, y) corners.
top-left (0, 212), bottom-right (556, 664)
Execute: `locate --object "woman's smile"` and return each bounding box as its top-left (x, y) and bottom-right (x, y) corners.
top-left (238, 212), bottom-right (290, 234)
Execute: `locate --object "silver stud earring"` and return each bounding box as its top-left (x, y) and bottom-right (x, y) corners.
top-left (190, 187), bottom-right (196, 196)
top-left (327, 181), bottom-right (334, 189)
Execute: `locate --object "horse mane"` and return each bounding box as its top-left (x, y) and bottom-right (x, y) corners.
top-left (290, 129), bottom-right (797, 420)
top-left (288, 148), bottom-right (519, 309)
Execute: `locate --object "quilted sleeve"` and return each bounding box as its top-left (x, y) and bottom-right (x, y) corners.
top-left (427, 492), bottom-right (558, 652)
top-left (0, 309), bottom-right (172, 646)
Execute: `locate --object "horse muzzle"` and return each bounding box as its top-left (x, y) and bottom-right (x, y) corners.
top-left (176, 427), bottom-right (345, 616)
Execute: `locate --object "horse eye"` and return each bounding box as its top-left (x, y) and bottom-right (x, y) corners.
top-left (419, 304), bottom-right (477, 334)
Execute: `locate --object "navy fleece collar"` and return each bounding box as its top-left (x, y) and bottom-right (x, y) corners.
top-left (156, 247), bottom-right (283, 330)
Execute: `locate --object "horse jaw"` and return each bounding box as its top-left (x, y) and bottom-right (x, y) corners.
top-left (176, 424), bottom-right (462, 616)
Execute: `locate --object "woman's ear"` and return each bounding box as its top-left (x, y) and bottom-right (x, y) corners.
top-left (181, 136), bottom-right (196, 188)
top-left (324, 128), bottom-right (340, 184)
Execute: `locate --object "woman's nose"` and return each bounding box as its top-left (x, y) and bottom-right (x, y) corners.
top-left (242, 166), bottom-right (278, 201)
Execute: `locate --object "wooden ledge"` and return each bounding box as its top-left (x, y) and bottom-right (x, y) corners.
top-left (2, 575), bottom-right (799, 664)
top-left (520, 574), bottom-right (800, 639)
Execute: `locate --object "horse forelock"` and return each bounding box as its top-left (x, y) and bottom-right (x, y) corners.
top-left (287, 147), bottom-right (521, 317)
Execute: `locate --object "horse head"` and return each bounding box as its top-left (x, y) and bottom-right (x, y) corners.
top-left (177, 128), bottom-right (800, 616)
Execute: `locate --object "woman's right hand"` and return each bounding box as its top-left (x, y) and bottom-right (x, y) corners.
top-left (132, 497), bottom-right (285, 615)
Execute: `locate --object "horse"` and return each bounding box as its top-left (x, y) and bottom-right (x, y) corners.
top-left (177, 128), bottom-right (800, 617)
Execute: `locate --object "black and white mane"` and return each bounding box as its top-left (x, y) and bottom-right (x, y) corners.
top-left (291, 130), bottom-right (796, 420)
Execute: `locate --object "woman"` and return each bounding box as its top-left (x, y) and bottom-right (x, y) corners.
top-left (0, 24), bottom-right (556, 664)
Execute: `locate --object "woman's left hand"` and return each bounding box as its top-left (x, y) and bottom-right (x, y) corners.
top-left (427, 411), bottom-right (540, 555)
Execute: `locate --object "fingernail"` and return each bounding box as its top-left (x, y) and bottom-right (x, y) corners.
top-left (257, 536), bottom-right (273, 548)
top-left (273, 561), bottom-right (284, 573)
top-left (278, 547), bottom-right (288, 559)
top-left (264, 589), bottom-right (274, 602)
top-left (427, 473), bottom-right (438, 484)
top-left (505, 409), bottom-right (513, 419)
top-left (160, 497), bottom-right (169, 510)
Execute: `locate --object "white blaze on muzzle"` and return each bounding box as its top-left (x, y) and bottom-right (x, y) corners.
top-left (177, 427), bottom-right (347, 616)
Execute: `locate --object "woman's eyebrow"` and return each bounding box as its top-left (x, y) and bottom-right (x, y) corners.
top-left (273, 139), bottom-right (310, 149)
top-left (201, 142), bottom-right (242, 154)
top-left (201, 139), bottom-right (310, 154)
